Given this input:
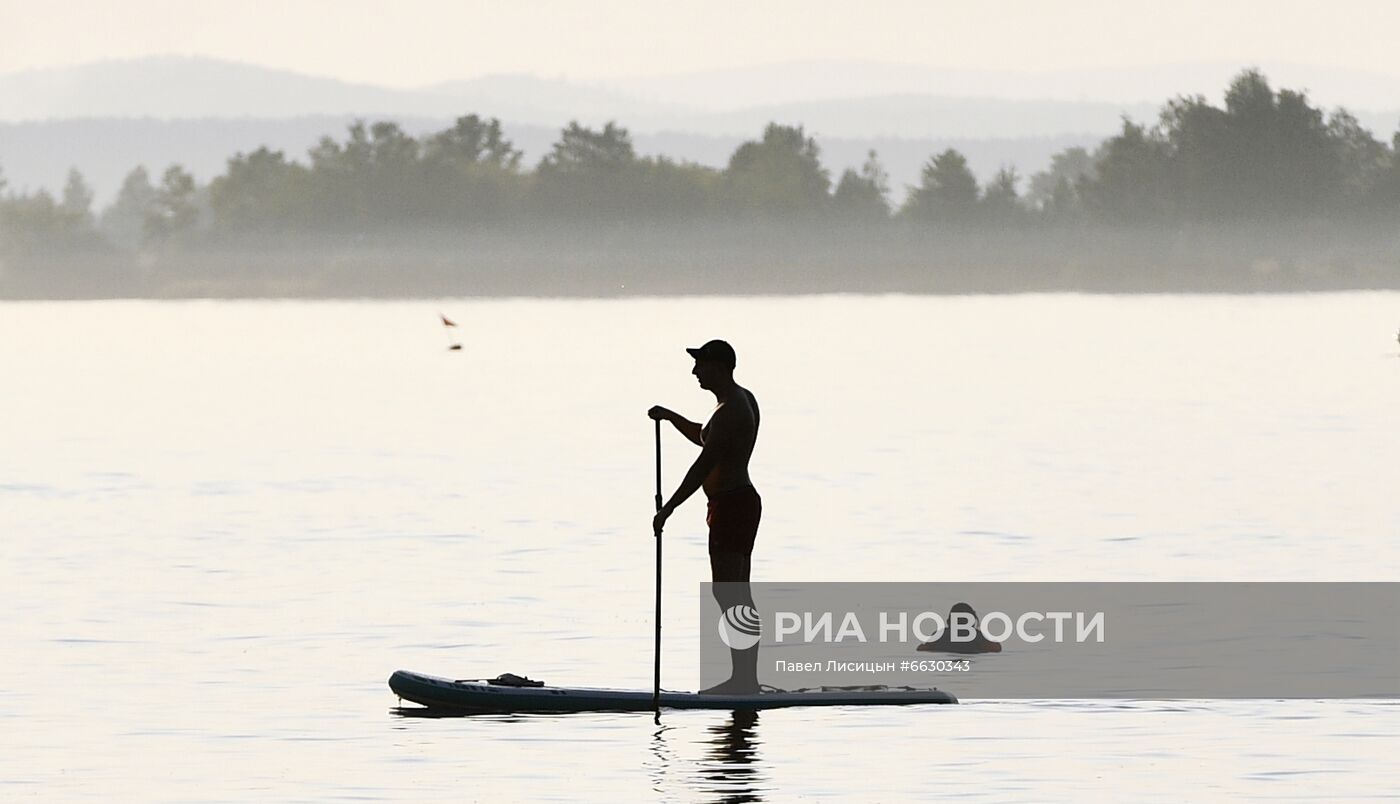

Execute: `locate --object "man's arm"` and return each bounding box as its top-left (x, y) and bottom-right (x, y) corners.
top-left (653, 407), bottom-right (733, 532)
top-left (648, 405), bottom-right (704, 447)
top-left (663, 437), bottom-right (721, 512)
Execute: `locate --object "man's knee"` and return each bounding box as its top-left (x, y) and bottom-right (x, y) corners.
top-left (710, 555), bottom-right (753, 614)
top-left (709, 551), bottom-right (751, 584)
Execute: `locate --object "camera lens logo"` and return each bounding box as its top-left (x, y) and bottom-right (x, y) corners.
top-left (717, 605), bottom-right (762, 649)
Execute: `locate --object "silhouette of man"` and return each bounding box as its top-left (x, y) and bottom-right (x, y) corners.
top-left (650, 339), bottom-right (762, 694)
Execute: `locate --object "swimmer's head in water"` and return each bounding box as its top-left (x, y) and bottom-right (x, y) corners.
top-left (949, 602), bottom-right (978, 623)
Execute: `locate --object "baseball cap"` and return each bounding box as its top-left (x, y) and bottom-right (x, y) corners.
top-left (685, 339), bottom-right (737, 368)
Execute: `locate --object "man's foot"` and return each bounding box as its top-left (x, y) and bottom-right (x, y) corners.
top-left (700, 677), bottom-right (761, 695)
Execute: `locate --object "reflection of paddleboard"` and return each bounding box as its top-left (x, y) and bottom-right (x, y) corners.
top-left (389, 670), bottom-right (957, 712)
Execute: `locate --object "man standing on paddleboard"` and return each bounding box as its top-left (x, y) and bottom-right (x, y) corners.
top-left (650, 339), bottom-right (762, 694)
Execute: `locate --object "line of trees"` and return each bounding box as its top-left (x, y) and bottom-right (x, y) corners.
top-left (3, 69), bottom-right (1399, 256)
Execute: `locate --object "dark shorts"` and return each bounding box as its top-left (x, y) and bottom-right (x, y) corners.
top-left (706, 485), bottom-right (761, 556)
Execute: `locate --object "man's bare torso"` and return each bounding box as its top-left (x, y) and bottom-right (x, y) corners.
top-left (702, 386), bottom-right (759, 496)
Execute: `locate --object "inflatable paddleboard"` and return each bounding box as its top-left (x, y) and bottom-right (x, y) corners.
top-left (390, 670), bottom-right (956, 712)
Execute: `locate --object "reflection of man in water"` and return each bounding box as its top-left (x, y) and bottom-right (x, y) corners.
top-left (650, 340), bottom-right (762, 694)
top-left (918, 602), bottom-right (1003, 654)
top-left (701, 710), bottom-right (762, 800)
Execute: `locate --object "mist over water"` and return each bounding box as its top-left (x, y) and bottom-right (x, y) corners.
top-left (3, 292), bottom-right (1396, 800)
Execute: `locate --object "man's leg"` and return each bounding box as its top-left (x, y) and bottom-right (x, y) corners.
top-left (708, 551), bottom-right (758, 693)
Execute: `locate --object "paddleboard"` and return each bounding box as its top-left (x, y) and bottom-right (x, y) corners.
top-left (389, 670), bottom-right (957, 712)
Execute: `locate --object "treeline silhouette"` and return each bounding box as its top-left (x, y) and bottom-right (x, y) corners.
top-left (2, 69), bottom-right (1398, 297)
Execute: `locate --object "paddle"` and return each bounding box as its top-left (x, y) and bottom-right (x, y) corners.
top-left (653, 418), bottom-right (663, 715)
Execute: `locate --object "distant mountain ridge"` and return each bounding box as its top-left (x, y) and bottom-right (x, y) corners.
top-left (0, 55), bottom-right (1145, 138)
top-left (6, 55), bottom-right (1395, 137)
top-left (0, 56), bottom-right (605, 124)
top-left (602, 58), bottom-right (1400, 111)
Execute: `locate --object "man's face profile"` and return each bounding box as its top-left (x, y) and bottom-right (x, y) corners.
top-left (692, 359), bottom-right (726, 389)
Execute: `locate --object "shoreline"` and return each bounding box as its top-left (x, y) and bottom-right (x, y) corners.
top-left (5, 225), bottom-right (1397, 300)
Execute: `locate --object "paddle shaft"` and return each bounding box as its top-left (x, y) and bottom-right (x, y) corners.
top-left (652, 419), bottom-right (663, 713)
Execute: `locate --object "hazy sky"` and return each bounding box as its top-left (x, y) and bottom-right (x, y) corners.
top-left (4, 0), bottom-right (1399, 86)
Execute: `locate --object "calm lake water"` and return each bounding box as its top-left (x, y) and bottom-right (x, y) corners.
top-left (3, 292), bottom-right (1397, 801)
